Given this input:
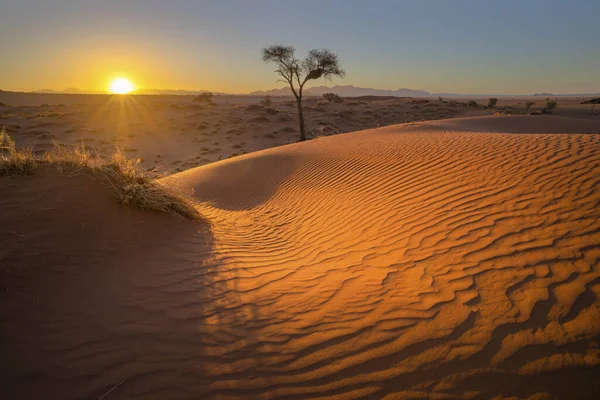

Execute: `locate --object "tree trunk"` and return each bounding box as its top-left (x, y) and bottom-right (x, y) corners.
top-left (296, 96), bottom-right (306, 141)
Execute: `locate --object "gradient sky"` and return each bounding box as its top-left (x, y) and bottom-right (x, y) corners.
top-left (1, 0), bottom-right (599, 94)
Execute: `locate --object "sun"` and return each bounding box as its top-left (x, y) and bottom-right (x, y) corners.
top-left (109, 77), bottom-right (135, 94)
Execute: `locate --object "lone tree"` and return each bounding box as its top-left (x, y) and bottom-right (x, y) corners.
top-left (262, 45), bottom-right (345, 141)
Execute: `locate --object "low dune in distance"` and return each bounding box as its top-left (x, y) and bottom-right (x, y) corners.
top-left (2, 115), bottom-right (600, 399)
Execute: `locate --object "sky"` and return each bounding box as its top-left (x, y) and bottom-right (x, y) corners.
top-left (1, 0), bottom-right (599, 95)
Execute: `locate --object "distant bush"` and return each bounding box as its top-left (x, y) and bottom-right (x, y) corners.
top-left (525, 101), bottom-right (535, 111)
top-left (487, 98), bottom-right (498, 108)
top-left (544, 100), bottom-right (557, 113)
top-left (468, 100), bottom-right (479, 107)
top-left (323, 93), bottom-right (343, 103)
top-left (260, 95), bottom-right (273, 107)
top-left (194, 92), bottom-right (213, 104)
top-left (438, 96), bottom-right (444, 102)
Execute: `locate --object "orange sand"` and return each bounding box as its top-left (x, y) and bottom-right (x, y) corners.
top-left (2, 115), bottom-right (600, 399)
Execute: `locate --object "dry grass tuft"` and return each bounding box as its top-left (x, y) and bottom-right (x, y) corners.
top-left (96, 150), bottom-right (204, 221)
top-left (1, 130), bottom-right (205, 222)
top-left (0, 126), bottom-right (38, 175)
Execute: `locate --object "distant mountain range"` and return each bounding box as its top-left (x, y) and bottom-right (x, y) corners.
top-left (249, 85), bottom-right (431, 97)
top-left (250, 85), bottom-right (600, 98)
top-left (34, 88), bottom-right (106, 94)
top-left (30, 86), bottom-right (600, 98)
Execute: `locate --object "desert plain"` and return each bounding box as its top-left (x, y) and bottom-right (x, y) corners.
top-left (2, 92), bottom-right (600, 399)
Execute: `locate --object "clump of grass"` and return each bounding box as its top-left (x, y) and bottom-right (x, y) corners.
top-left (1, 131), bottom-right (204, 221)
top-left (96, 151), bottom-right (203, 221)
top-left (0, 127), bottom-right (38, 175)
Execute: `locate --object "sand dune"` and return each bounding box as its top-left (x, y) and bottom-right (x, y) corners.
top-left (2, 115), bottom-right (600, 399)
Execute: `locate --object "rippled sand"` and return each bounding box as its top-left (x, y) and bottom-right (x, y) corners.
top-left (2, 115), bottom-right (600, 399)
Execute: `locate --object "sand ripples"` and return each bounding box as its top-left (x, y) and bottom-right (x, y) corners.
top-left (3, 116), bottom-right (600, 399)
top-left (182, 117), bottom-right (600, 398)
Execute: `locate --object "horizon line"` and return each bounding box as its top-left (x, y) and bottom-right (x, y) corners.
top-left (4, 87), bottom-right (600, 98)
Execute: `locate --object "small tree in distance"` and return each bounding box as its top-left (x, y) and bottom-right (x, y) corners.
top-left (525, 101), bottom-right (535, 111)
top-left (194, 92), bottom-right (213, 104)
top-left (487, 98), bottom-right (498, 109)
top-left (262, 45), bottom-right (345, 141)
top-left (545, 100), bottom-right (558, 113)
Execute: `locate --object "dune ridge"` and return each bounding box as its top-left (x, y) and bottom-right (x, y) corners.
top-left (2, 115), bottom-right (600, 399)
top-left (171, 116), bottom-right (600, 398)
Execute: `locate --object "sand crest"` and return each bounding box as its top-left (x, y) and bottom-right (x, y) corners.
top-left (2, 115), bottom-right (600, 399)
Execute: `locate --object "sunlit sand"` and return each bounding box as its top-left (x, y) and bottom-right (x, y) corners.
top-left (2, 102), bottom-right (600, 398)
top-left (3, 0), bottom-right (599, 395)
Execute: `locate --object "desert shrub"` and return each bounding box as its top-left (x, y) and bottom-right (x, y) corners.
top-left (545, 100), bottom-right (557, 112)
top-left (1, 131), bottom-right (204, 221)
top-left (0, 127), bottom-right (14, 149)
top-left (260, 95), bottom-right (273, 107)
top-left (194, 92), bottom-right (213, 104)
top-left (0, 101), bottom-right (6, 107)
top-left (0, 127), bottom-right (37, 175)
top-left (323, 93), bottom-right (343, 103)
top-left (525, 101), bottom-right (535, 111)
top-left (487, 98), bottom-right (498, 108)
top-left (468, 100), bottom-right (479, 107)
top-left (93, 151), bottom-right (203, 221)
top-left (438, 96), bottom-right (444, 102)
